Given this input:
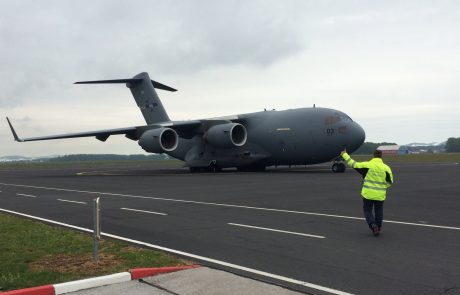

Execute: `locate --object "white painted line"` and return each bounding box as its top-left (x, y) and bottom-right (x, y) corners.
top-left (0, 208), bottom-right (354, 295)
top-left (121, 207), bottom-right (167, 216)
top-left (57, 199), bottom-right (87, 205)
top-left (54, 272), bottom-right (131, 294)
top-left (16, 193), bottom-right (37, 198)
top-left (1, 182), bottom-right (459, 231)
top-left (229, 223), bottom-right (325, 239)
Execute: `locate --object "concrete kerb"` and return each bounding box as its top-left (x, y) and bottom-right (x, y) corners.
top-left (53, 272), bottom-right (132, 294)
top-left (0, 285), bottom-right (55, 295)
top-left (130, 265), bottom-right (200, 280)
top-left (1, 265), bottom-right (200, 295)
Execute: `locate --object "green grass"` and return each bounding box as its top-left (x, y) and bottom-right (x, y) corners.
top-left (351, 153), bottom-right (460, 163)
top-left (0, 213), bottom-right (189, 291)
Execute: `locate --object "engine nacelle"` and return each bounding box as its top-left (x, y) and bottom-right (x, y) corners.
top-left (205, 123), bottom-right (247, 148)
top-left (138, 128), bottom-right (178, 153)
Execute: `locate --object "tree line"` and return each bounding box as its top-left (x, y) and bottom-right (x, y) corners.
top-left (353, 137), bottom-right (460, 154)
top-left (446, 137), bottom-right (460, 152)
top-left (352, 142), bottom-right (397, 155)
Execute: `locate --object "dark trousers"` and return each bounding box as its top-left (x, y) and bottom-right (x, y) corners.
top-left (362, 198), bottom-right (384, 229)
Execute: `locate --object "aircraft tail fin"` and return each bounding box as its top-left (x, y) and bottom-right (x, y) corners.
top-left (75, 72), bottom-right (176, 124)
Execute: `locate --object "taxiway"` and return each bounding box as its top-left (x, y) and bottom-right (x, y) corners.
top-left (1, 161), bottom-right (459, 295)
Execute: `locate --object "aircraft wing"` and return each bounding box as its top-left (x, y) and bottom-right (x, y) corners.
top-left (151, 120), bottom-right (202, 139)
top-left (147, 119), bottom-right (239, 139)
top-left (6, 117), bottom-right (202, 142)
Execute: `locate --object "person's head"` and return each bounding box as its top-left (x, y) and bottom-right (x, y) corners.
top-left (373, 149), bottom-right (382, 158)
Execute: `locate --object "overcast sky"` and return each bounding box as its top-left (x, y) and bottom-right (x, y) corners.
top-left (1, 0), bottom-right (459, 156)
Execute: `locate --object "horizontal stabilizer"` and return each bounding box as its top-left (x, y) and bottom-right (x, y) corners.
top-left (74, 79), bottom-right (142, 84)
top-left (75, 78), bottom-right (177, 92)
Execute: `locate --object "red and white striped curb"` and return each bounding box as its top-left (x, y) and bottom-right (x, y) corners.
top-left (1, 265), bottom-right (200, 295)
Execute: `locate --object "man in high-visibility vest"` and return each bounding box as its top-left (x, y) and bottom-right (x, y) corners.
top-left (341, 148), bottom-right (394, 236)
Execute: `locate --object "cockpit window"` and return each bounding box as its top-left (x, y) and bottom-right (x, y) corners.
top-left (325, 113), bottom-right (354, 125)
top-left (340, 114), bottom-right (353, 122)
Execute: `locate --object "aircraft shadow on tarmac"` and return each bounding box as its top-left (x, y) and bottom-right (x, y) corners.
top-left (74, 167), bottom-right (334, 177)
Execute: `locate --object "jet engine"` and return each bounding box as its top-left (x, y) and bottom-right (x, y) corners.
top-left (138, 128), bottom-right (178, 153)
top-left (205, 123), bottom-right (247, 148)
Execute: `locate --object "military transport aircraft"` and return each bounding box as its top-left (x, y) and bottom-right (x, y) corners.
top-left (7, 72), bottom-right (365, 172)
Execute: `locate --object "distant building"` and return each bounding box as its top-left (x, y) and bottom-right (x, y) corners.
top-left (377, 145), bottom-right (409, 155)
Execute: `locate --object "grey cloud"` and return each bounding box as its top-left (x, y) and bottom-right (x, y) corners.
top-left (1, 0), bottom-right (459, 127)
top-left (68, 1), bottom-right (307, 73)
top-left (0, 0), bottom-right (308, 107)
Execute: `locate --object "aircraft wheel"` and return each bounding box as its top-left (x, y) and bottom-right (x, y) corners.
top-left (332, 162), bottom-right (346, 173)
top-left (332, 163), bottom-right (339, 173)
top-left (189, 167), bottom-right (199, 173)
top-left (256, 165), bottom-right (266, 172)
top-left (237, 164), bottom-right (265, 172)
top-left (208, 161), bottom-right (222, 173)
top-left (209, 166), bottom-right (222, 173)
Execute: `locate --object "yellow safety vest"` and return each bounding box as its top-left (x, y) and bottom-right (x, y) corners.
top-left (341, 152), bottom-right (394, 201)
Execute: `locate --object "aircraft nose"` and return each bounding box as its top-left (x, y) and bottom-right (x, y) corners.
top-left (355, 123), bottom-right (365, 144)
top-left (350, 122), bottom-right (366, 151)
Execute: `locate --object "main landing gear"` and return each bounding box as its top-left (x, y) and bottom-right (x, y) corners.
top-left (189, 160), bottom-right (222, 173)
top-left (332, 158), bottom-right (346, 173)
top-left (236, 164), bottom-right (266, 172)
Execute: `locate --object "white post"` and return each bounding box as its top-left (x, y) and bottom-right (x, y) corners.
top-left (93, 197), bottom-right (101, 263)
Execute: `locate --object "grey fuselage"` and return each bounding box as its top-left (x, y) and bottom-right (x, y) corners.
top-left (169, 107), bottom-right (365, 168)
top-left (7, 72), bottom-right (365, 171)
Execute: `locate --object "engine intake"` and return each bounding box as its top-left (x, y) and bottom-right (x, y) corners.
top-left (205, 123), bottom-right (247, 148)
top-left (138, 128), bottom-right (178, 153)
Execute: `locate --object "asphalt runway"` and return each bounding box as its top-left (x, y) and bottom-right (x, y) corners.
top-left (1, 161), bottom-right (459, 295)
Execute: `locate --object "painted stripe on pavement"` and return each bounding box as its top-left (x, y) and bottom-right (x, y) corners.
top-left (16, 193), bottom-right (37, 198)
top-left (121, 207), bottom-right (167, 216)
top-left (57, 199), bottom-right (87, 205)
top-left (0, 208), bottom-right (354, 295)
top-left (229, 223), bottom-right (325, 239)
top-left (1, 182), bottom-right (459, 231)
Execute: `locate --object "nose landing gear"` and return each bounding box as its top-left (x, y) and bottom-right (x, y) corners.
top-left (332, 158), bottom-right (346, 173)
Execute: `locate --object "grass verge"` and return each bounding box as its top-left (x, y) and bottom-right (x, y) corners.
top-left (0, 213), bottom-right (189, 291)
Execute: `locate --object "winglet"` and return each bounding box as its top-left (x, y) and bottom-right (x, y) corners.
top-left (6, 117), bottom-right (23, 142)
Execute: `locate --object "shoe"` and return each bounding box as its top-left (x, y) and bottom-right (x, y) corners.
top-left (371, 225), bottom-right (380, 237)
